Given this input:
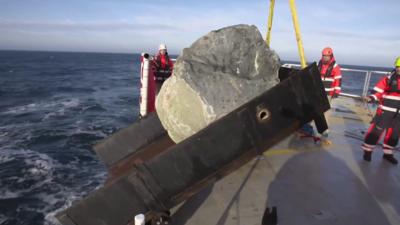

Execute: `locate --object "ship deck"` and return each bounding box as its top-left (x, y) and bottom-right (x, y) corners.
top-left (170, 97), bottom-right (400, 225)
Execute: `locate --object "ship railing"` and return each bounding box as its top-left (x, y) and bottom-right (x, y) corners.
top-left (166, 60), bottom-right (391, 99)
top-left (282, 63), bottom-right (391, 99)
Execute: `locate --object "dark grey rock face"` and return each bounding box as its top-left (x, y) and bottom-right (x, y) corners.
top-left (156, 24), bottom-right (281, 143)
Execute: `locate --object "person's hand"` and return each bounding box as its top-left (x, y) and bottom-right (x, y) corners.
top-left (363, 96), bottom-right (373, 103)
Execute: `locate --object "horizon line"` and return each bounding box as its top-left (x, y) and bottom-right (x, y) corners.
top-left (0, 49), bottom-right (393, 70)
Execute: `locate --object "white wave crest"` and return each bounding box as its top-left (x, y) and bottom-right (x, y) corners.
top-left (1, 98), bottom-right (81, 117)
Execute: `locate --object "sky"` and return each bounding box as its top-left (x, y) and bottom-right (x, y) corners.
top-left (0, 0), bottom-right (398, 67)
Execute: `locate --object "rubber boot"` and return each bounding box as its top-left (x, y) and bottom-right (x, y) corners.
top-left (363, 151), bottom-right (372, 162)
top-left (383, 154), bottom-right (398, 165)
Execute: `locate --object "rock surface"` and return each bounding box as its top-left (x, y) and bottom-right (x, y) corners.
top-left (156, 24), bottom-right (281, 143)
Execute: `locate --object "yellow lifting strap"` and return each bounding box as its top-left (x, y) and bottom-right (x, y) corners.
top-left (266, 0), bottom-right (275, 46)
top-left (289, 0), bottom-right (307, 68)
top-left (266, 0), bottom-right (307, 69)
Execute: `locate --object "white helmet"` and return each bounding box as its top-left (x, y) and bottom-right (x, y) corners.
top-left (159, 43), bottom-right (167, 51)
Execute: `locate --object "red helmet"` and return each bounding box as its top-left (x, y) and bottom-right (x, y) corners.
top-left (322, 47), bottom-right (333, 56)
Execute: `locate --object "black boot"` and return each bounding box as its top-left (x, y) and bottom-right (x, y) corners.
top-left (363, 151), bottom-right (372, 162)
top-left (383, 154), bottom-right (398, 165)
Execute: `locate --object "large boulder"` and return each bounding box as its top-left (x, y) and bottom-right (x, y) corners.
top-left (156, 24), bottom-right (281, 143)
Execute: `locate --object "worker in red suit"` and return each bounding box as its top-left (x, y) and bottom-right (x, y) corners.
top-left (153, 44), bottom-right (174, 94)
top-left (299, 47), bottom-right (342, 140)
top-left (318, 47), bottom-right (342, 99)
top-left (362, 57), bottom-right (400, 165)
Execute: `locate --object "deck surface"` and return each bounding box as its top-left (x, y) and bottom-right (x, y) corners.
top-left (170, 97), bottom-right (400, 225)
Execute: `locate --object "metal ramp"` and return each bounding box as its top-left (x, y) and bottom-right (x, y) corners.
top-left (169, 97), bottom-right (400, 225)
top-left (57, 64), bottom-right (330, 225)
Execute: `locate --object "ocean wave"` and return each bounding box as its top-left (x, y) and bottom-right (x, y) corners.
top-left (0, 51), bottom-right (139, 225)
top-left (43, 195), bottom-right (80, 225)
top-left (56, 86), bottom-right (95, 93)
top-left (0, 152), bottom-right (13, 164)
top-left (0, 149), bottom-right (56, 195)
top-left (72, 124), bottom-right (108, 139)
top-left (1, 99), bottom-right (81, 116)
top-left (1, 103), bottom-right (40, 115)
top-left (0, 214), bottom-right (9, 225)
top-left (0, 147), bottom-right (106, 225)
top-left (0, 190), bottom-right (20, 200)
top-left (24, 158), bottom-right (54, 177)
top-left (80, 103), bottom-right (107, 113)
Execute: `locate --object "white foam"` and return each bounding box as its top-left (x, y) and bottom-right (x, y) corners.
top-left (1, 103), bottom-right (38, 114)
top-left (0, 214), bottom-right (8, 224)
top-left (42, 177), bottom-right (106, 224)
top-left (61, 99), bottom-right (80, 108)
top-left (42, 112), bottom-right (58, 121)
top-left (0, 154), bottom-right (13, 164)
top-left (0, 123), bottom-right (35, 150)
top-left (41, 98), bottom-right (81, 121)
top-left (0, 143), bottom-right (106, 225)
top-left (24, 155), bottom-right (55, 179)
top-left (0, 132), bottom-right (8, 137)
top-left (1, 148), bottom-right (56, 186)
top-left (1, 98), bottom-right (81, 116)
top-left (44, 194), bottom-right (81, 225)
top-left (39, 193), bottom-right (60, 206)
top-left (73, 126), bottom-right (107, 138)
top-left (0, 190), bottom-right (20, 199)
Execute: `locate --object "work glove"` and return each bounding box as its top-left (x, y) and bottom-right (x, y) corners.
top-left (363, 96), bottom-right (374, 103)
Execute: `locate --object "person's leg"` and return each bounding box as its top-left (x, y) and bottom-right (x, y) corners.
top-left (362, 123), bottom-right (384, 161)
top-left (382, 124), bottom-right (399, 165)
top-left (156, 82), bottom-right (163, 95)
